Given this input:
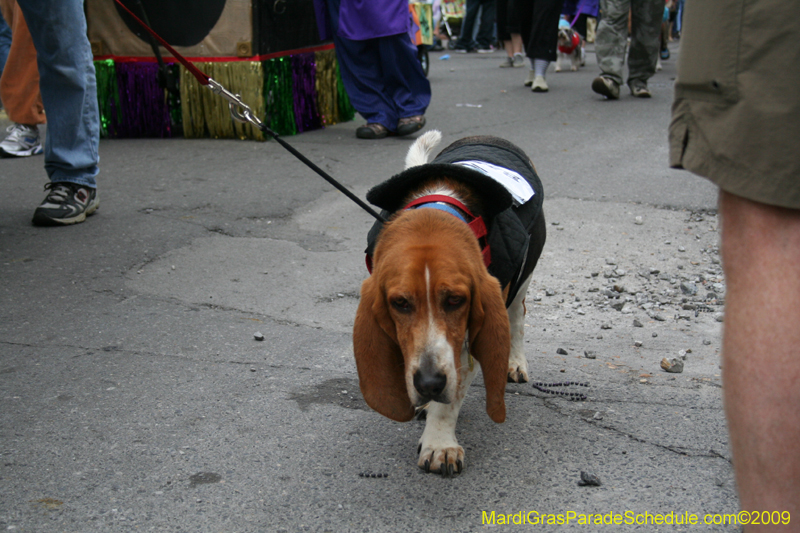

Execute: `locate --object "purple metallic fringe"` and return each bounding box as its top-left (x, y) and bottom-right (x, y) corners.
top-left (291, 53), bottom-right (321, 133)
top-left (114, 62), bottom-right (172, 138)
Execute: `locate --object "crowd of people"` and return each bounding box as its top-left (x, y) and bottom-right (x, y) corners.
top-left (441, 0), bottom-right (677, 97)
top-left (318, 0), bottom-right (682, 141)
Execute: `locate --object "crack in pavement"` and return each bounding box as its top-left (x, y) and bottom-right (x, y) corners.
top-left (521, 390), bottom-right (732, 463)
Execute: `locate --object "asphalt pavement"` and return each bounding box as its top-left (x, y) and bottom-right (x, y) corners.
top-left (0, 40), bottom-right (740, 532)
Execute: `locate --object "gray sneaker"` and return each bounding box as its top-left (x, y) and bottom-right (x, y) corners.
top-left (591, 76), bottom-right (620, 99)
top-left (629, 80), bottom-right (652, 98)
top-left (32, 182), bottom-right (99, 226)
top-left (499, 56), bottom-right (514, 68)
top-left (0, 124), bottom-right (43, 157)
top-left (512, 53), bottom-right (525, 67)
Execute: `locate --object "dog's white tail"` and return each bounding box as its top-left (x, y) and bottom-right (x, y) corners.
top-left (404, 129), bottom-right (442, 170)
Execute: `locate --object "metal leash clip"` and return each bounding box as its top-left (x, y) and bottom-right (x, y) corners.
top-left (207, 78), bottom-right (263, 128)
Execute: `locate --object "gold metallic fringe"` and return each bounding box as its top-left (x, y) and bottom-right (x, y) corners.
top-left (180, 62), bottom-right (265, 141)
top-left (314, 49), bottom-right (338, 127)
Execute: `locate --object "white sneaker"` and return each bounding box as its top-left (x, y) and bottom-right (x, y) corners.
top-left (0, 124), bottom-right (43, 157)
top-left (531, 75), bottom-right (549, 92)
top-left (524, 70), bottom-right (536, 86)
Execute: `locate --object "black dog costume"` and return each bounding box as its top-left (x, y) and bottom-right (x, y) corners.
top-left (365, 135), bottom-right (546, 306)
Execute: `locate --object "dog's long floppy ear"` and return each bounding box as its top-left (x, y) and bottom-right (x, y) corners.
top-left (352, 275), bottom-right (415, 422)
top-left (469, 272), bottom-right (510, 423)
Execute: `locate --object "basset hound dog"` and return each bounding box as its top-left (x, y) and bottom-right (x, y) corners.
top-left (353, 131), bottom-right (546, 476)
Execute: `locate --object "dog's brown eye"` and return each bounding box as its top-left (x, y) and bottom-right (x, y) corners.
top-left (445, 296), bottom-right (465, 310)
top-left (392, 298), bottom-right (411, 312)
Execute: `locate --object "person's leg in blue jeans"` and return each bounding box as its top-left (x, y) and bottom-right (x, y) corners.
top-left (0, 12), bottom-right (11, 78)
top-left (16, 0), bottom-right (100, 225)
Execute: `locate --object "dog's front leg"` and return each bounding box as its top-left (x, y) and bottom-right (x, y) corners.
top-left (417, 347), bottom-right (476, 477)
top-left (555, 52), bottom-right (563, 72)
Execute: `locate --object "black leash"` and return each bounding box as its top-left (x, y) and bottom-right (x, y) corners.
top-left (258, 125), bottom-right (386, 223)
top-left (114, 0), bottom-right (387, 224)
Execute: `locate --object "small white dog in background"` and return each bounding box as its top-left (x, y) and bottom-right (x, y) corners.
top-left (556, 19), bottom-right (585, 72)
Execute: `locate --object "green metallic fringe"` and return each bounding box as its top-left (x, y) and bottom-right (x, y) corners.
top-left (94, 59), bottom-right (120, 138)
top-left (335, 60), bottom-right (355, 123)
top-left (263, 57), bottom-right (297, 136)
top-left (94, 52), bottom-right (352, 140)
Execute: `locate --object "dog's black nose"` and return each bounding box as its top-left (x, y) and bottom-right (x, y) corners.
top-left (413, 370), bottom-right (447, 399)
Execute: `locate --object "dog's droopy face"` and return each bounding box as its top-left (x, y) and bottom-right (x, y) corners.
top-left (353, 208), bottom-right (511, 424)
top-left (379, 227), bottom-right (474, 406)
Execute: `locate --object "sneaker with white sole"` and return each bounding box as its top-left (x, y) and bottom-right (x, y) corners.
top-left (531, 75), bottom-right (549, 92)
top-left (32, 182), bottom-right (99, 226)
top-left (499, 56), bottom-right (514, 68)
top-left (513, 53), bottom-right (525, 67)
top-left (629, 79), bottom-right (652, 98)
top-left (524, 70), bottom-right (536, 86)
top-left (0, 123), bottom-right (43, 157)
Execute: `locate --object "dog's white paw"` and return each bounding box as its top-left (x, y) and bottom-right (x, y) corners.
top-left (507, 351), bottom-right (529, 383)
top-left (418, 439), bottom-right (464, 477)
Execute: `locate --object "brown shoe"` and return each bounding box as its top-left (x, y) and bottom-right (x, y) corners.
top-left (396, 115), bottom-right (426, 137)
top-left (356, 123), bottom-right (389, 139)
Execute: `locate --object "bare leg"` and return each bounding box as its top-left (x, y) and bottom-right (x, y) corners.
top-left (719, 189), bottom-right (800, 528)
top-left (511, 33), bottom-right (523, 55)
top-left (503, 39), bottom-right (514, 58)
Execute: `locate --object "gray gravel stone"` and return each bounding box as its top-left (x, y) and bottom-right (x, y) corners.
top-left (578, 471), bottom-right (602, 487)
top-left (661, 357), bottom-right (684, 373)
top-left (680, 281), bottom-right (698, 296)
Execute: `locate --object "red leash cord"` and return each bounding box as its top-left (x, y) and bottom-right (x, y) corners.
top-left (113, 0), bottom-right (209, 84)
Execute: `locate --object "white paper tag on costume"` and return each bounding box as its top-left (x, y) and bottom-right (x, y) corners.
top-left (453, 160), bottom-right (534, 206)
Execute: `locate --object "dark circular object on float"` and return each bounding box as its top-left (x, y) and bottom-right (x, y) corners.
top-left (115, 0), bottom-right (227, 47)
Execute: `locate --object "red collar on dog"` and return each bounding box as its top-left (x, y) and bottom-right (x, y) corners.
top-left (365, 194), bottom-right (491, 273)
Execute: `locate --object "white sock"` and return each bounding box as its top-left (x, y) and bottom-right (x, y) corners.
top-left (533, 59), bottom-right (550, 77)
